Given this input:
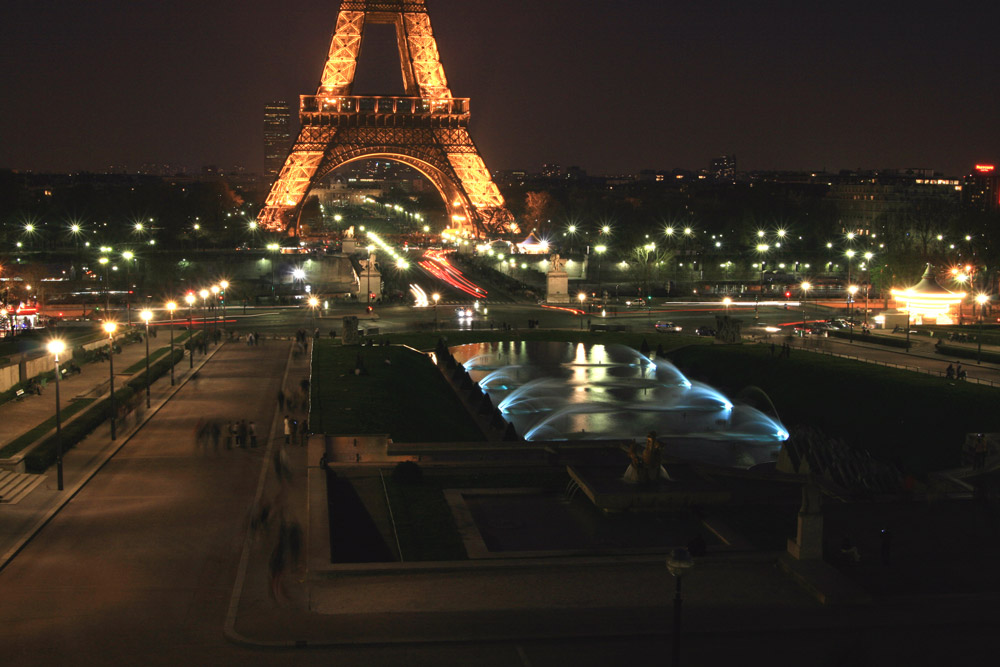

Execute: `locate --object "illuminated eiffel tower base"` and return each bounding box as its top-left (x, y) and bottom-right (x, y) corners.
top-left (258, 0), bottom-right (516, 238)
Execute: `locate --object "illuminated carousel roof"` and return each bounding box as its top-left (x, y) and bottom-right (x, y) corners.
top-left (906, 264), bottom-right (956, 296)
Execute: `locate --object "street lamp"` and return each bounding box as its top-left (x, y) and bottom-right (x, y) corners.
top-left (666, 547), bottom-right (695, 667)
top-left (219, 280), bottom-right (229, 332)
top-left (754, 243), bottom-right (769, 320)
top-left (723, 296), bottom-right (732, 314)
top-left (99, 256), bottom-right (110, 313)
top-left (433, 293), bottom-right (440, 329)
top-left (140, 309), bottom-right (152, 408)
top-left (976, 293), bottom-right (989, 364)
top-left (166, 301), bottom-right (177, 385)
top-left (863, 252), bottom-right (874, 326)
top-left (185, 293), bottom-right (195, 368)
top-left (308, 295), bottom-right (319, 330)
top-left (122, 251), bottom-right (134, 325)
top-left (578, 292), bottom-right (587, 329)
top-left (954, 271), bottom-right (969, 326)
top-left (199, 289), bottom-right (209, 339)
top-left (800, 281), bottom-right (811, 326)
top-left (595, 244), bottom-right (607, 304)
top-left (104, 321), bottom-right (118, 440)
top-left (47, 339), bottom-right (67, 490)
top-left (847, 285), bottom-right (858, 342)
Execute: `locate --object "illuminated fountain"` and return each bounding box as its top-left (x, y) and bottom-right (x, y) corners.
top-left (454, 341), bottom-right (788, 468)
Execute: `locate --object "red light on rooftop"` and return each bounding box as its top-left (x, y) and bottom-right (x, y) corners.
top-left (974, 164), bottom-right (995, 173)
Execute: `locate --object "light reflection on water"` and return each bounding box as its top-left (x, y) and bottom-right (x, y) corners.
top-left (453, 341), bottom-right (788, 468)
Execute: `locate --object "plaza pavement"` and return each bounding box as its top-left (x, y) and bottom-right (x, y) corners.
top-left (1, 330), bottom-right (999, 665)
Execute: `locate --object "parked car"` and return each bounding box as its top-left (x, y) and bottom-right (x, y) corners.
top-left (654, 321), bottom-right (682, 332)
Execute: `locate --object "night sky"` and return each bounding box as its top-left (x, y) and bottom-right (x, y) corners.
top-left (2, 0), bottom-right (998, 176)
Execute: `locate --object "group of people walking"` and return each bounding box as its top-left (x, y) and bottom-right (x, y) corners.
top-left (193, 418), bottom-right (257, 452)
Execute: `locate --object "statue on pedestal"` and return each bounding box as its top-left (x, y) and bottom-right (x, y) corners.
top-left (549, 253), bottom-right (567, 273)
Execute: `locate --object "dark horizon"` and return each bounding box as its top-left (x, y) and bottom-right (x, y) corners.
top-left (1, 0), bottom-right (998, 177)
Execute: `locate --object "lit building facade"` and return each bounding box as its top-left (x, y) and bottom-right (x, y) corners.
top-left (263, 101), bottom-right (293, 177)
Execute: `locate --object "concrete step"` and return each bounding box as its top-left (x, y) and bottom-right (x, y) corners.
top-left (0, 470), bottom-right (45, 504)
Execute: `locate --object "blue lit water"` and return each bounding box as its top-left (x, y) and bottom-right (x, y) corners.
top-left (452, 341), bottom-right (788, 468)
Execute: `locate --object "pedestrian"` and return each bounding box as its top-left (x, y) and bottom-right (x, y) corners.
top-left (277, 389), bottom-right (285, 411)
top-left (946, 364), bottom-right (955, 379)
top-left (227, 421), bottom-right (237, 449)
top-left (249, 421), bottom-right (257, 448)
top-left (292, 418), bottom-right (301, 446)
top-left (211, 421), bottom-right (221, 453)
top-left (283, 415), bottom-right (291, 445)
top-left (974, 433), bottom-right (988, 469)
top-left (238, 419), bottom-right (248, 448)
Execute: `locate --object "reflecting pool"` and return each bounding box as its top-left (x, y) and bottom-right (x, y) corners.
top-left (452, 341), bottom-right (788, 468)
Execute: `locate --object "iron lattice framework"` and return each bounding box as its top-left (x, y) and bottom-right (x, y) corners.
top-left (258, 0), bottom-right (516, 237)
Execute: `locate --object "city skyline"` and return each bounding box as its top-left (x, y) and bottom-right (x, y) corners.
top-left (1, 0), bottom-right (998, 176)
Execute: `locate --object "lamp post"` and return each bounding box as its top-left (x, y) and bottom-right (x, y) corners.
top-left (976, 293), bottom-right (989, 364)
top-left (99, 256), bottom-right (110, 313)
top-left (219, 280), bottom-right (228, 332)
top-left (801, 281), bottom-right (812, 328)
top-left (185, 293), bottom-right (195, 368)
top-left (140, 309), bottom-right (152, 408)
top-left (433, 293), bottom-right (440, 330)
top-left (595, 244), bottom-right (607, 306)
top-left (122, 251), bottom-right (134, 324)
top-left (166, 301), bottom-right (177, 385)
top-left (666, 547), bottom-right (695, 667)
top-left (47, 339), bottom-right (66, 490)
top-left (104, 321), bottom-right (118, 440)
top-left (847, 285), bottom-right (858, 342)
top-left (578, 292), bottom-right (587, 329)
top-left (954, 271), bottom-right (969, 326)
top-left (754, 243), bottom-right (769, 320)
top-left (366, 245), bottom-right (375, 310)
top-left (308, 296), bottom-right (319, 330)
top-left (863, 251), bottom-right (874, 326)
top-left (199, 289), bottom-right (209, 341)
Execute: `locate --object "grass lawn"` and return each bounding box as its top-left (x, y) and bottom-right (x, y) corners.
top-left (382, 468), bottom-right (571, 561)
top-left (310, 341), bottom-right (485, 442)
top-left (123, 346), bottom-right (171, 374)
top-left (667, 344), bottom-right (999, 475)
top-left (0, 398), bottom-right (95, 458)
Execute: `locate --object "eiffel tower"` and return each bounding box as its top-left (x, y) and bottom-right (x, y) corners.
top-left (258, 0), bottom-right (517, 238)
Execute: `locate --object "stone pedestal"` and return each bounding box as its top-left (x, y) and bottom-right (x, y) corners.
top-left (546, 271), bottom-right (569, 304)
top-left (787, 483), bottom-right (824, 560)
top-left (342, 238), bottom-right (358, 255)
top-left (360, 269), bottom-right (382, 301)
top-left (341, 316), bottom-right (360, 345)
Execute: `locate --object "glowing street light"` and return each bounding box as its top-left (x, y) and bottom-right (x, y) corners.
top-left (199, 289), bottom-right (209, 336)
top-left (433, 293), bottom-right (440, 329)
top-left (578, 292), bottom-right (587, 329)
top-left (210, 285), bottom-right (220, 332)
top-left (800, 281), bottom-right (812, 325)
top-left (140, 309), bottom-right (153, 408)
top-left (219, 280), bottom-right (229, 331)
top-left (103, 321), bottom-right (118, 440)
top-left (184, 293), bottom-right (196, 368)
top-left (166, 301), bottom-right (177, 385)
top-left (976, 293), bottom-right (990, 364)
top-left (47, 339), bottom-right (67, 490)
top-left (122, 251), bottom-right (135, 324)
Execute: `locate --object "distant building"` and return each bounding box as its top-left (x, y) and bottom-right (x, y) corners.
top-left (962, 164), bottom-right (999, 213)
top-left (709, 155), bottom-right (736, 180)
top-left (263, 101), bottom-right (293, 178)
top-left (825, 168), bottom-right (960, 236)
top-left (540, 163), bottom-right (563, 179)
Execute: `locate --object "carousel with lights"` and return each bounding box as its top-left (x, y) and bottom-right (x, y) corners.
top-left (886, 264), bottom-right (965, 327)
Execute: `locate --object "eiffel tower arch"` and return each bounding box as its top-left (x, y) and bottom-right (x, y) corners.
top-left (258, 0), bottom-right (517, 239)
